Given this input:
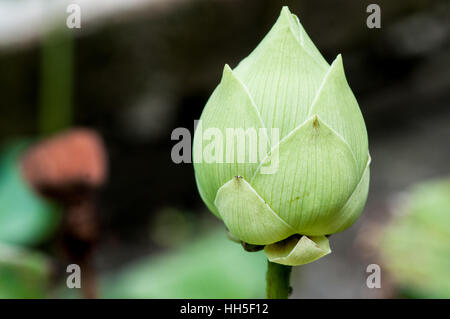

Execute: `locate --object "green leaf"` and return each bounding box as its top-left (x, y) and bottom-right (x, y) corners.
top-left (309, 55), bottom-right (368, 175)
top-left (193, 65), bottom-right (267, 216)
top-left (234, 6), bottom-right (328, 140)
top-left (378, 178), bottom-right (450, 298)
top-left (264, 235), bottom-right (331, 266)
top-left (0, 141), bottom-right (61, 246)
top-left (0, 243), bottom-right (51, 298)
top-left (214, 176), bottom-right (295, 245)
top-left (252, 116), bottom-right (359, 235)
top-left (101, 230), bottom-right (267, 298)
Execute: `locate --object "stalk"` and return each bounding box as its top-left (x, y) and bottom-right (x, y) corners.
top-left (39, 27), bottom-right (73, 136)
top-left (266, 260), bottom-right (292, 299)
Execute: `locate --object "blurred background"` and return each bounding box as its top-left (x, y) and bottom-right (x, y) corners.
top-left (0, 0), bottom-right (449, 298)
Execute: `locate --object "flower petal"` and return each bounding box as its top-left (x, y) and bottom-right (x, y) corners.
top-left (214, 176), bottom-right (295, 245)
top-left (234, 7), bottom-right (328, 140)
top-left (251, 116), bottom-right (359, 235)
top-left (326, 156), bottom-right (371, 233)
top-left (264, 235), bottom-right (331, 266)
top-left (309, 55), bottom-right (368, 175)
top-left (193, 65), bottom-right (267, 216)
top-left (289, 11), bottom-right (329, 69)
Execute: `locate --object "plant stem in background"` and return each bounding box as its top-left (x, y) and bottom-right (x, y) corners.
top-left (39, 24), bottom-right (101, 299)
top-left (39, 28), bottom-right (73, 136)
top-left (266, 260), bottom-right (292, 299)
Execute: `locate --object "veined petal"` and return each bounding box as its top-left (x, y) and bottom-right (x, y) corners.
top-left (193, 65), bottom-right (267, 217)
top-left (264, 235), bottom-right (331, 266)
top-left (234, 7), bottom-right (328, 140)
top-left (289, 11), bottom-right (329, 69)
top-left (309, 55), bottom-right (368, 175)
top-left (326, 156), bottom-right (371, 233)
top-left (214, 176), bottom-right (295, 245)
top-left (251, 116), bottom-right (359, 235)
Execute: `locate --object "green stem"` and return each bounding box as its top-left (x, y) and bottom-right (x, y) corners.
top-left (39, 27), bottom-right (74, 136)
top-left (266, 260), bottom-right (292, 299)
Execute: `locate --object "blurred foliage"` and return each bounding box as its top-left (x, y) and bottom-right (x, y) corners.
top-left (149, 207), bottom-right (194, 248)
top-left (0, 243), bottom-right (51, 298)
top-left (379, 178), bottom-right (450, 298)
top-left (101, 230), bottom-right (267, 298)
top-left (0, 141), bottom-right (61, 246)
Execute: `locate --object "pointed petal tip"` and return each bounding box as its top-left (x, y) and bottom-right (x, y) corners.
top-left (277, 6), bottom-right (301, 40)
top-left (215, 177), bottom-right (295, 245)
top-left (233, 175), bottom-right (243, 183)
top-left (326, 54), bottom-right (350, 84)
top-left (331, 53), bottom-right (344, 68)
top-left (280, 6), bottom-right (292, 16)
top-left (222, 64), bottom-right (233, 77)
top-left (220, 63), bottom-right (241, 87)
top-left (308, 114), bottom-right (328, 132)
top-left (312, 114), bottom-right (320, 127)
top-left (279, 6), bottom-right (300, 26)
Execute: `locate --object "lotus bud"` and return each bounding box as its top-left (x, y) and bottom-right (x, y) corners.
top-left (193, 7), bottom-right (370, 266)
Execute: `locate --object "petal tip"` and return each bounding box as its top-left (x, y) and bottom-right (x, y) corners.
top-left (280, 6), bottom-right (292, 17)
top-left (222, 64), bottom-right (233, 78)
top-left (220, 63), bottom-right (245, 89)
top-left (215, 177), bottom-right (295, 245)
top-left (330, 54), bottom-right (344, 71)
top-left (312, 115), bottom-right (320, 127)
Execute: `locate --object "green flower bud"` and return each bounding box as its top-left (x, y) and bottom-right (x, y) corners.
top-left (193, 7), bottom-right (370, 266)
